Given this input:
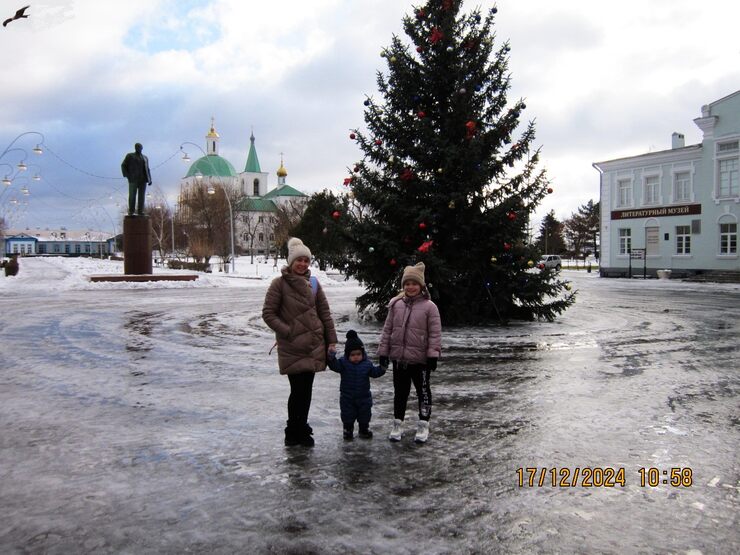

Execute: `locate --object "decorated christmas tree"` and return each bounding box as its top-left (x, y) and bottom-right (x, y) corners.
top-left (328, 0), bottom-right (575, 324)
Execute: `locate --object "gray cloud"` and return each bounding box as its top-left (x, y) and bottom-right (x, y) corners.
top-left (2, 0), bottom-right (738, 231)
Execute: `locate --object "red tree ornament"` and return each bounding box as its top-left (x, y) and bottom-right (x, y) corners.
top-left (353, 165), bottom-right (360, 173)
top-left (547, 187), bottom-right (554, 194)
top-left (400, 168), bottom-right (415, 181)
top-left (416, 45), bottom-right (424, 53)
top-left (332, 210), bottom-right (341, 219)
top-left (419, 222), bottom-right (427, 230)
top-left (349, 133), bottom-right (356, 140)
top-left (390, 258), bottom-right (397, 266)
top-left (375, 139), bottom-right (383, 145)
top-left (417, 110), bottom-right (426, 119)
top-left (417, 240), bottom-right (434, 253)
top-left (430, 27), bottom-right (444, 45)
top-left (343, 177), bottom-right (354, 186)
top-left (507, 211), bottom-right (517, 221)
top-left (416, 8), bottom-right (426, 19)
top-left (442, 0), bottom-right (454, 11)
top-left (503, 242), bottom-right (512, 251)
top-left (465, 120), bottom-right (476, 139)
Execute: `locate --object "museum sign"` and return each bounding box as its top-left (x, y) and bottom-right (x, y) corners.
top-left (611, 204), bottom-right (702, 220)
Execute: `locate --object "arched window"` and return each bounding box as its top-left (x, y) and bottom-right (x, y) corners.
top-left (253, 178), bottom-right (260, 196)
top-left (258, 233), bottom-right (264, 242)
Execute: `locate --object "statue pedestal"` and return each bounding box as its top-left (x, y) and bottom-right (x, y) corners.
top-left (123, 216), bottom-right (152, 275)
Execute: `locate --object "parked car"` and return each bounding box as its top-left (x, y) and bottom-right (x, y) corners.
top-left (538, 255), bottom-right (562, 271)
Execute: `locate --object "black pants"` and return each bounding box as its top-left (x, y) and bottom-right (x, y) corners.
top-left (287, 372), bottom-right (315, 427)
top-left (393, 363), bottom-right (432, 421)
top-left (128, 181), bottom-right (147, 215)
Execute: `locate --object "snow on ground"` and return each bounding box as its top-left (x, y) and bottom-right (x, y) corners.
top-left (0, 256), bottom-right (359, 292)
top-left (2, 255), bottom-right (737, 296)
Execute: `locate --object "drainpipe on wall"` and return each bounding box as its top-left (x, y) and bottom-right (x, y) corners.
top-left (592, 163), bottom-right (605, 276)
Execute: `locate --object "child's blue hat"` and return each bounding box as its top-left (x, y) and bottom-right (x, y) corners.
top-left (345, 330), bottom-right (364, 357)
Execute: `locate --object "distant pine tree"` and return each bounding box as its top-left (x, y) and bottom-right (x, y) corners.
top-left (536, 210), bottom-right (567, 255)
top-left (328, 0), bottom-right (575, 324)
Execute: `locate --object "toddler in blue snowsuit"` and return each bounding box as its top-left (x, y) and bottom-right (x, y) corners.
top-left (328, 330), bottom-right (387, 440)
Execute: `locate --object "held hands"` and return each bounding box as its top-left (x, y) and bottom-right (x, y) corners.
top-left (327, 344), bottom-right (337, 358)
top-left (379, 356), bottom-right (389, 369)
top-left (426, 358), bottom-right (438, 371)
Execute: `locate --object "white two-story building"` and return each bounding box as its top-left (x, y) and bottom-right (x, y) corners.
top-left (594, 90), bottom-right (739, 278)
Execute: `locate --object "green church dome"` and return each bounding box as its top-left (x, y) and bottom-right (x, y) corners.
top-left (185, 154), bottom-right (237, 178)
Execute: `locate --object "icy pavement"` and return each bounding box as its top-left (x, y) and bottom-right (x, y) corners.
top-left (1, 258), bottom-right (738, 554)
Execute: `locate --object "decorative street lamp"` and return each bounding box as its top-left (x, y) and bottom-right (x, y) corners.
top-left (1, 131), bottom-right (45, 162)
top-left (207, 183), bottom-right (236, 274)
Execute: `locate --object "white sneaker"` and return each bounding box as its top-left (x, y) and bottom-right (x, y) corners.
top-left (415, 420), bottom-right (429, 443)
top-left (388, 419), bottom-right (403, 442)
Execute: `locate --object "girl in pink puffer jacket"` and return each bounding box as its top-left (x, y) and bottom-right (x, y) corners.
top-left (378, 262), bottom-right (442, 444)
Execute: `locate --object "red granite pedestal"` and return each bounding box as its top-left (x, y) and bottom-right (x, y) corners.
top-left (86, 215), bottom-right (198, 283)
top-left (124, 215), bottom-right (152, 275)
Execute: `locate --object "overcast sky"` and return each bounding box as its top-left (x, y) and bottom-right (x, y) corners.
top-left (1, 0), bottom-right (738, 235)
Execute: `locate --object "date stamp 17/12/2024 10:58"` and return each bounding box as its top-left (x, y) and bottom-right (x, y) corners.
top-left (516, 467), bottom-right (694, 488)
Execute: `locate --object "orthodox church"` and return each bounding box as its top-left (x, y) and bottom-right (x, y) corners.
top-left (180, 120), bottom-right (308, 255)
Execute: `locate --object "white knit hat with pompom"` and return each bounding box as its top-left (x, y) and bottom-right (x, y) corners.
top-left (287, 237), bottom-right (312, 266)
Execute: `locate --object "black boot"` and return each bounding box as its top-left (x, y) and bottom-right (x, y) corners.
top-left (343, 424), bottom-right (354, 441)
top-left (284, 421), bottom-right (301, 447)
top-left (358, 425), bottom-right (373, 439)
top-left (300, 423), bottom-right (315, 447)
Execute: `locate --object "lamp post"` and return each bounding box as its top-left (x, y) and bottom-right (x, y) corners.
top-left (181, 142), bottom-right (237, 274)
top-left (205, 179), bottom-right (236, 274)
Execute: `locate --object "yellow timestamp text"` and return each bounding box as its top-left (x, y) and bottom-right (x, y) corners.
top-left (517, 467), bottom-right (626, 487)
top-left (516, 467), bottom-right (694, 488)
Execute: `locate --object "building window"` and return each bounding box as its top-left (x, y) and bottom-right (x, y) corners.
top-left (242, 233), bottom-right (249, 241)
top-left (674, 171), bottom-right (690, 202)
top-left (54, 244), bottom-right (60, 253)
top-left (643, 175), bottom-right (659, 205)
top-left (269, 234), bottom-right (274, 241)
top-left (719, 222), bottom-right (737, 254)
top-left (717, 140), bottom-right (739, 154)
top-left (619, 228), bottom-right (631, 255)
top-left (253, 178), bottom-right (260, 196)
top-left (676, 225), bottom-right (691, 255)
top-left (64, 244), bottom-right (70, 254)
top-left (258, 216), bottom-right (264, 223)
top-left (77, 244), bottom-right (82, 254)
top-left (617, 179), bottom-right (632, 207)
top-left (38, 244), bottom-right (46, 254)
top-left (717, 158), bottom-right (738, 197)
top-left (258, 233), bottom-right (264, 242)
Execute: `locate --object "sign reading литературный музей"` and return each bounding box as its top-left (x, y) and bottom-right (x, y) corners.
top-left (611, 204), bottom-right (701, 220)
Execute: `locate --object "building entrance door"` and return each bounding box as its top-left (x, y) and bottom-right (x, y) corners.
top-left (646, 227), bottom-right (659, 256)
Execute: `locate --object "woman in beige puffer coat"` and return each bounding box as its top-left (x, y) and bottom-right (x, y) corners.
top-left (263, 238), bottom-right (337, 447)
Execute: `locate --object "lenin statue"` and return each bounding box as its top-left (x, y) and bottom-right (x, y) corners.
top-left (121, 143), bottom-right (152, 216)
